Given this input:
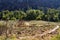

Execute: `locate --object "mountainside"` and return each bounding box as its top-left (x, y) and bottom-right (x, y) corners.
top-left (0, 0), bottom-right (60, 11)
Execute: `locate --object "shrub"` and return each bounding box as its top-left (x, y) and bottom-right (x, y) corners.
top-left (26, 9), bottom-right (44, 20)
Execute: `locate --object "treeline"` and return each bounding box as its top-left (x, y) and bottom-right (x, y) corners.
top-left (0, 8), bottom-right (60, 22)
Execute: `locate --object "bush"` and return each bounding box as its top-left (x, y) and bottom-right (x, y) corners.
top-left (13, 10), bottom-right (27, 20)
top-left (26, 9), bottom-right (44, 20)
top-left (0, 9), bottom-right (59, 22)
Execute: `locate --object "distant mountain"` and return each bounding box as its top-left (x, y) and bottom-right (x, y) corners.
top-left (0, 0), bottom-right (60, 11)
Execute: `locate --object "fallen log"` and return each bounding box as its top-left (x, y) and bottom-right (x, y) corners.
top-left (18, 25), bottom-right (60, 39)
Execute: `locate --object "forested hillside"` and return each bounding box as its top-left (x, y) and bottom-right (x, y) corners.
top-left (0, 0), bottom-right (60, 11)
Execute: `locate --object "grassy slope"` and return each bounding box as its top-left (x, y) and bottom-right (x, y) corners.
top-left (28, 20), bottom-right (60, 40)
top-left (0, 20), bottom-right (60, 40)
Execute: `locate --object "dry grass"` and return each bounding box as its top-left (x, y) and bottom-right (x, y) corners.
top-left (0, 20), bottom-right (60, 40)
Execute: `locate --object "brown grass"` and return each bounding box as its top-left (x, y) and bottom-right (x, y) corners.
top-left (0, 20), bottom-right (60, 40)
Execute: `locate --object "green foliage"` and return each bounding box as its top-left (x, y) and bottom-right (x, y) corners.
top-left (48, 9), bottom-right (59, 21)
top-left (0, 8), bottom-right (60, 22)
top-left (2, 10), bottom-right (10, 20)
top-left (0, 10), bottom-right (27, 20)
top-left (26, 9), bottom-right (44, 20)
top-left (13, 10), bottom-right (27, 20)
top-left (51, 34), bottom-right (60, 40)
top-left (44, 8), bottom-right (60, 21)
